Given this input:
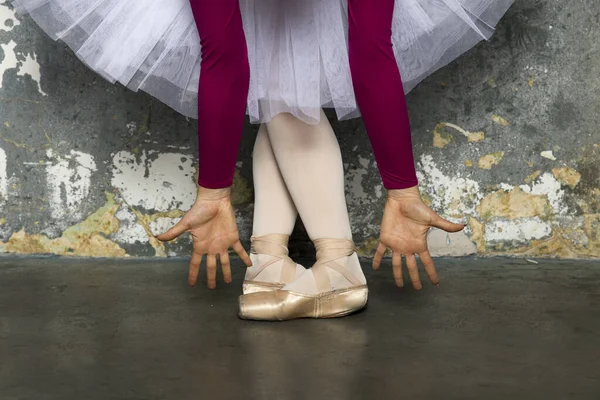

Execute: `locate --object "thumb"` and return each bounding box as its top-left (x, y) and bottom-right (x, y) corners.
top-left (155, 218), bottom-right (189, 242)
top-left (431, 214), bottom-right (465, 233)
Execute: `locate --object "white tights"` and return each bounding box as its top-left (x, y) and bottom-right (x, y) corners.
top-left (246, 111), bottom-right (366, 294)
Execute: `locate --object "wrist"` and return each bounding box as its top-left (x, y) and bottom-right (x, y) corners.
top-left (196, 186), bottom-right (231, 201)
top-left (387, 185), bottom-right (421, 201)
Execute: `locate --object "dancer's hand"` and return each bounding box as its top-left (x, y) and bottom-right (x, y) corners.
top-left (373, 186), bottom-right (464, 290)
top-left (156, 187), bottom-right (252, 289)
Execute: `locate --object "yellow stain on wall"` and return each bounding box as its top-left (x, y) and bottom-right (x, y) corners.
top-left (502, 225), bottom-right (599, 259)
top-left (467, 131), bottom-right (485, 143)
top-left (552, 167), bottom-right (581, 189)
top-left (0, 193), bottom-right (127, 257)
top-left (433, 123), bottom-right (454, 148)
top-left (130, 207), bottom-right (184, 257)
top-left (491, 114), bottom-right (510, 126)
top-left (468, 217), bottom-right (486, 253)
top-left (433, 122), bottom-right (484, 149)
top-left (477, 187), bottom-right (553, 221)
top-left (478, 152), bottom-right (505, 169)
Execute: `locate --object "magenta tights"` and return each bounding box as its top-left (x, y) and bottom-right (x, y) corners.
top-left (190, 0), bottom-right (418, 190)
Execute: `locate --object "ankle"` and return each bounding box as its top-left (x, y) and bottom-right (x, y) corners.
top-left (345, 252), bottom-right (362, 268)
top-left (313, 238), bottom-right (355, 263)
top-left (246, 254), bottom-right (284, 282)
top-left (250, 253), bottom-right (281, 265)
top-left (251, 234), bottom-right (290, 256)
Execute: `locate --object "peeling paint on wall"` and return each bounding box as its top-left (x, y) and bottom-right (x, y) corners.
top-left (111, 150), bottom-right (196, 212)
top-left (1, 2), bottom-right (598, 260)
top-left (16, 52), bottom-right (46, 96)
top-left (416, 151), bottom-right (598, 258)
top-left (484, 218), bottom-right (552, 244)
top-left (552, 167), bottom-right (581, 189)
top-left (417, 154), bottom-right (483, 218)
top-left (477, 187), bottom-right (552, 221)
top-left (0, 39), bottom-right (46, 96)
top-left (0, 41), bottom-right (19, 89)
top-left (0, 3), bottom-right (20, 33)
top-left (0, 193), bottom-right (126, 257)
top-left (478, 152), bottom-right (505, 169)
top-left (520, 173), bottom-right (567, 216)
top-left (112, 205), bottom-right (149, 245)
top-left (541, 151), bottom-right (556, 160)
top-left (45, 149), bottom-right (96, 221)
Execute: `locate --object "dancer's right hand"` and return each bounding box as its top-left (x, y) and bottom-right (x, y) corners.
top-left (156, 187), bottom-right (252, 289)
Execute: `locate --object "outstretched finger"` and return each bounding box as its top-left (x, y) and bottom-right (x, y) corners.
top-left (419, 251), bottom-right (439, 286)
top-left (431, 214), bottom-right (465, 233)
top-left (220, 252), bottom-right (232, 284)
top-left (188, 252), bottom-right (203, 287)
top-left (405, 254), bottom-right (422, 290)
top-left (156, 218), bottom-right (189, 242)
top-left (206, 254), bottom-right (217, 289)
top-left (392, 251), bottom-right (403, 288)
top-left (233, 241), bottom-right (252, 267)
top-left (373, 242), bottom-right (387, 270)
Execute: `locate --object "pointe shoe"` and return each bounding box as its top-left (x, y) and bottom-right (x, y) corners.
top-left (243, 234), bottom-right (304, 294)
top-left (239, 238), bottom-right (368, 321)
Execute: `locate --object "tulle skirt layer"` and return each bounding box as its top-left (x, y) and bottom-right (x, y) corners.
top-left (12, 0), bottom-right (513, 124)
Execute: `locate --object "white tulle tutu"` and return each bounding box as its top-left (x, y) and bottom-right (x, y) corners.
top-left (12, 0), bottom-right (513, 124)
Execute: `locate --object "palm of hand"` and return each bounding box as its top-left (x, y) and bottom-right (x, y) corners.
top-left (185, 200), bottom-right (239, 254)
top-left (156, 195), bottom-right (251, 289)
top-left (380, 196), bottom-right (433, 255)
top-left (374, 191), bottom-right (464, 290)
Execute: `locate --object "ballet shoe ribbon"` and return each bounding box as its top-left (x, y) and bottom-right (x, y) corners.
top-left (312, 238), bottom-right (362, 293)
top-left (249, 234), bottom-right (296, 284)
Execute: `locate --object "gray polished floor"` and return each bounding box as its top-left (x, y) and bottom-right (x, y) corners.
top-left (1, 257), bottom-right (599, 400)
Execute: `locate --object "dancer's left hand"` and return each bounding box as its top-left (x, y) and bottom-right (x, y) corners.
top-left (373, 186), bottom-right (464, 290)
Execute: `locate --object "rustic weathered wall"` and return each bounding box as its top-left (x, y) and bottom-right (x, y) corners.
top-left (0, 0), bottom-right (598, 259)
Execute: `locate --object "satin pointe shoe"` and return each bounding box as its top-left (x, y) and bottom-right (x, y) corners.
top-left (239, 238), bottom-right (368, 321)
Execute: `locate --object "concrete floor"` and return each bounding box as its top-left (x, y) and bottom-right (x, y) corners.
top-left (1, 257), bottom-right (599, 400)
